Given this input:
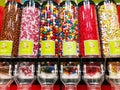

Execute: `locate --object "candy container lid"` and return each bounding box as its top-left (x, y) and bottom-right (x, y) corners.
top-left (78, 0), bottom-right (96, 6)
top-left (23, 0), bottom-right (40, 8)
top-left (5, 0), bottom-right (22, 9)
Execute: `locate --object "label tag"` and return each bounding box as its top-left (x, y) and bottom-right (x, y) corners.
top-left (19, 40), bottom-right (34, 55)
top-left (41, 40), bottom-right (55, 55)
top-left (84, 40), bottom-right (99, 55)
top-left (63, 41), bottom-right (77, 55)
top-left (109, 40), bottom-right (120, 55)
top-left (0, 40), bottom-right (13, 56)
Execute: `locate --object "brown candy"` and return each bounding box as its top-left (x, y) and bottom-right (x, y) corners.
top-left (0, 3), bottom-right (22, 57)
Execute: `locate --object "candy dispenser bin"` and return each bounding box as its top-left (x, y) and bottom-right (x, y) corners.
top-left (0, 1), bottom-right (22, 57)
top-left (82, 60), bottom-right (104, 90)
top-left (97, 0), bottom-right (120, 58)
top-left (60, 61), bottom-right (80, 90)
top-left (59, 0), bottom-right (79, 58)
top-left (78, 0), bottom-right (101, 58)
top-left (106, 60), bottom-right (120, 90)
top-left (14, 62), bottom-right (35, 90)
top-left (0, 62), bottom-right (13, 90)
top-left (18, 0), bottom-right (40, 58)
top-left (37, 61), bottom-right (58, 90)
top-left (40, 0), bottom-right (59, 58)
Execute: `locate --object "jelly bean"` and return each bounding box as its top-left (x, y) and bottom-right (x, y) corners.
top-left (40, 0), bottom-right (59, 58)
top-left (59, 1), bottom-right (79, 58)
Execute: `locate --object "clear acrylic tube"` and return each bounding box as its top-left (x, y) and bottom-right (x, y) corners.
top-left (41, 85), bottom-right (53, 90)
top-left (65, 85), bottom-right (77, 90)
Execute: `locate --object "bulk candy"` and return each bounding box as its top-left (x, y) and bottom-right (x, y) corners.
top-left (18, 1), bottom-right (40, 58)
top-left (61, 62), bottom-right (79, 75)
top-left (59, 0), bottom-right (79, 58)
top-left (40, 0), bottom-right (59, 58)
top-left (18, 62), bottom-right (34, 77)
top-left (0, 1), bottom-right (22, 57)
top-left (108, 62), bottom-right (120, 76)
top-left (78, 0), bottom-right (101, 58)
top-left (98, 1), bottom-right (120, 57)
top-left (83, 62), bottom-right (103, 78)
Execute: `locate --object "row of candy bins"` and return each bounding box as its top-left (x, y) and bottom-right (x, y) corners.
top-left (0, 1), bottom-right (22, 57)
top-left (78, 0), bottom-right (101, 58)
top-left (0, 62), bottom-right (13, 90)
top-left (40, 0), bottom-right (59, 58)
top-left (18, 0), bottom-right (40, 58)
top-left (97, 0), bottom-right (120, 58)
top-left (59, 0), bottom-right (79, 58)
top-left (106, 61), bottom-right (120, 90)
top-left (117, 4), bottom-right (120, 25)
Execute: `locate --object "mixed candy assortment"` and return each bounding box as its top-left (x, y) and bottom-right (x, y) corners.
top-left (0, 0), bottom-right (120, 58)
top-left (108, 62), bottom-right (120, 77)
top-left (40, 0), bottom-right (59, 57)
top-left (98, 1), bottom-right (120, 57)
top-left (59, 1), bottom-right (79, 57)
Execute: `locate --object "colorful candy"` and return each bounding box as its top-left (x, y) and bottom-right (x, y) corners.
top-left (18, 1), bottom-right (40, 58)
top-left (59, 1), bottom-right (79, 57)
top-left (40, 0), bottom-right (59, 58)
top-left (61, 62), bottom-right (79, 75)
top-left (98, 1), bottom-right (120, 57)
top-left (78, 0), bottom-right (101, 58)
top-left (0, 2), bottom-right (22, 57)
top-left (109, 62), bottom-right (120, 76)
top-left (18, 62), bottom-right (34, 77)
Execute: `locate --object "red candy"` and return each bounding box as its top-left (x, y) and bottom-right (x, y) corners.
top-left (117, 5), bottom-right (120, 26)
top-left (78, 3), bottom-right (101, 57)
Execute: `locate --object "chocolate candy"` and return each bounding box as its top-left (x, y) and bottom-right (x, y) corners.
top-left (40, 0), bottom-right (59, 57)
top-left (18, 1), bottom-right (40, 57)
top-left (0, 2), bottom-right (22, 57)
top-left (98, 2), bottom-right (120, 57)
top-left (59, 1), bottom-right (79, 57)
